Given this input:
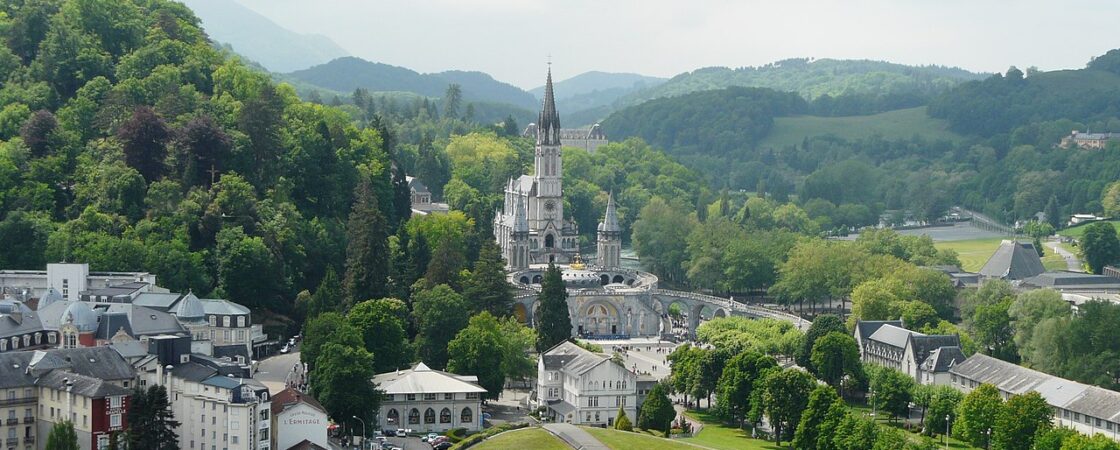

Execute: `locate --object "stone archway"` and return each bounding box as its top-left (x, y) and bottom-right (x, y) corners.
top-left (519, 275), bottom-right (530, 284)
top-left (599, 274), bottom-right (610, 285)
top-left (545, 234), bottom-right (555, 248)
top-left (532, 274), bottom-right (542, 284)
top-left (580, 302), bottom-right (620, 336)
top-left (612, 275), bottom-right (625, 284)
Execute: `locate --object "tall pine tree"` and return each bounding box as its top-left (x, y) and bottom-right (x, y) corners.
top-left (464, 240), bottom-right (513, 316)
top-left (344, 176), bottom-right (390, 304)
top-left (535, 263), bottom-right (571, 351)
top-left (127, 385), bottom-right (179, 450)
top-left (390, 164), bottom-right (411, 232)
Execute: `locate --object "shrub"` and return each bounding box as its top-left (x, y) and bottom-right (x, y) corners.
top-left (449, 422), bottom-right (528, 450)
top-left (615, 408), bottom-right (633, 432)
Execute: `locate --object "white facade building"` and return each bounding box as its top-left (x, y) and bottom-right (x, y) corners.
top-left (0, 263), bottom-right (158, 301)
top-left (270, 388), bottom-right (328, 450)
top-left (373, 363), bottom-right (485, 433)
top-left (536, 341), bottom-right (637, 427)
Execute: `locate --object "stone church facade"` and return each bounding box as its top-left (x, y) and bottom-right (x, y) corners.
top-left (494, 69), bottom-right (621, 269)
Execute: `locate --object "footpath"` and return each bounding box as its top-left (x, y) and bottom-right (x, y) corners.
top-left (543, 423), bottom-right (611, 450)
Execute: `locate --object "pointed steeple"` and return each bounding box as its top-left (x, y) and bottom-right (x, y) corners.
top-left (603, 192), bottom-right (620, 233)
top-left (538, 67), bottom-right (561, 146)
top-left (513, 190), bottom-right (529, 233)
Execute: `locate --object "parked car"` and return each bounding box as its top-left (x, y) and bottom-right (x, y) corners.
top-left (421, 433), bottom-right (439, 442)
top-left (430, 436), bottom-right (449, 446)
top-left (433, 442), bottom-right (453, 450)
top-left (279, 345), bottom-right (289, 354)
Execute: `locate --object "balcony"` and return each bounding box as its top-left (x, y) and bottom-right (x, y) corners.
top-left (23, 416), bottom-right (34, 424)
top-left (0, 396), bottom-right (36, 407)
top-left (23, 436), bottom-right (34, 444)
top-left (5, 438), bottom-right (17, 446)
top-left (5, 418), bottom-right (17, 425)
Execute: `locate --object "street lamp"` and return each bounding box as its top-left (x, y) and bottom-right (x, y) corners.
top-left (945, 414), bottom-right (951, 450)
top-left (351, 416), bottom-right (365, 447)
top-left (985, 427), bottom-right (992, 450)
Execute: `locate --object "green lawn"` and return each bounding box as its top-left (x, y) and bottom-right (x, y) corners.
top-left (844, 401), bottom-right (982, 449)
top-left (472, 427), bottom-right (569, 450)
top-left (758, 107), bottom-right (963, 149)
top-left (584, 427), bottom-right (710, 450)
top-left (933, 238), bottom-right (1005, 272)
top-left (678, 410), bottom-right (782, 450)
top-left (1058, 220), bottom-right (1120, 239)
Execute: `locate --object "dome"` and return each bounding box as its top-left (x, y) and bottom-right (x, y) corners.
top-left (38, 288), bottom-right (64, 311)
top-left (0, 299), bottom-right (33, 316)
top-left (174, 293), bottom-right (206, 321)
top-left (62, 301), bottom-right (99, 332)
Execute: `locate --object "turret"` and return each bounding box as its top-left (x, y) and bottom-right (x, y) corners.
top-left (596, 193), bottom-right (622, 269)
top-left (510, 190), bottom-right (530, 270)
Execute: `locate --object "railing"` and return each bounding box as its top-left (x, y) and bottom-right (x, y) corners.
top-left (651, 289), bottom-right (811, 329)
top-left (23, 436), bottom-right (34, 444)
top-left (23, 416), bottom-right (34, 424)
top-left (5, 418), bottom-right (17, 425)
top-left (0, 396), bottom-right (36, 407)
top-left (5, 438), bottom-right (18, 446)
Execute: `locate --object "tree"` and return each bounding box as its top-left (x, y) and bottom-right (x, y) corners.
top-left (924, 386), bottom-right (963, 437)
top-left (215, 226), bottom-right (283, 310)
top-left (714, 350), bottom-right (777, 424)
top-left (442, 84), bottom-right (462, 119)
top-left (0, 212), bottom-right (50, 269)
top-left (632, 197), bottom-right (696, 282)
top-left (1008, 289), bottom-right (1069, 364)
top-left (310, 338), bottom-right (379, 425)
top-left (1044, 195), bottom-right (1061, 230)
top-left (463, 239), bottom-right (513, 316)
top-left (809, 332), bottom-right (862, 394)
top-left (238, 83), bottom-right (284, 186)
top-left (637, 382), bottom-right (675, 434)
top-left (792, 385), bottom-right (840, 450)
top-left (20, 109), bottom-right (59, 157)
top-left (833, 414), bottom-right (878, 450)
top-left (970, 298), bottom-right (1018, 362)
top-left (535, 263), bottom-right (571, 352)
top-left (344, 176), bottom-right (390, 303)
top-left (127, 385), bottom-right (179, 450)
top-left (307, 268), bottom-right (344, 321)
top-left (45, 420), bottom-right (79, 450)
top-left (954, 383), bottom-right (1004, 447)
top-left (796, 314), bottom-right (846, 368)
top-left (868, 366), bottom-right (914, 421)
top-left (992, 391), bottom-right (1051, 450)
top-left (300, 312), bottom-right (347, 370)
top-left (447, 312), bottom-right (508, 400)
top-left (614, 407), bottom-right (633, 431)
top-left (178, 115), bottom-right (231, 186)
top-left (761, 368), bottom-right (816, 445)
top-left (1080, 222), bottom-right (1120, 274)
top-left (348, 298), bottom-right (411, 373)
top-left (412, 284), bottom-right (469, 369)
top-left (118, 106), bottom-right (170, 181)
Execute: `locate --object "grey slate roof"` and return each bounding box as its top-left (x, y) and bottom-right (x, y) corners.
top-left (950, 354), bottom-right (1120, 422)
top-left (920, 346), bottom-right (966, 373)
top-left (1020, 272), bottom-right (1120, 290)
top-left (132, 292), bottom-right (184, 311)
top-left (38, 370), bottom-right (129, 398)
top-left (108, 340), bottom-right (148, 360)
top-left (33, 347), bottom-right (135, 381)
top-left (200, 299), bottom-right (250, 316)
top-left (0, 305), bottom-right (44, 338)
top-left (855, 320), bottom-right (903, 344)
top-left (373, 362), bottom-right (486, 395)
top-left (95, 312), bottom-right (134, 340)
top-left (104, 304), bottom-right (185, 336)
top-left (406, 176), bottom-right (430, 195)
top-left (869, 324), bottom-right (920, 349)
top-left (541, 341), bottom-right (610, 376)
top-left (908, 334), bottom-right (961, 364)
top-left (172, 362), bottom-right (218, 382)
top-left (213, 344), bottom-right (250, 362)
top-left (979, 240), bottom-right (1046, 280)
top-left (0, 352), bottom-right (38, 388)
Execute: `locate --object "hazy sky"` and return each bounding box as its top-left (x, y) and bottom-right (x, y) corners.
top-left (237, 0), bottom-right (1120, 89)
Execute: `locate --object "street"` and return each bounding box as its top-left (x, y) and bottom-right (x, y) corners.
top-left (256, 348), bottom-right (303, 394)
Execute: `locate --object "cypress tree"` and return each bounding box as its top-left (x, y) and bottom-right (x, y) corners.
top-left (535, 263), bottom-right (571, 351)
top-left (45, 420), bottom-right (78, 450)
top-left (464, 240), bottom-right (513, 316)
top-left (127, 385), bottom-right (179, 450)
top-left (391, 164), bottom-right (411, 232)
top-left (614, 406), bottom-right (633, 431)
top-left (344, 176), bottom-right (390, 304)
top-left (638, 383), bottom-right (675, 434)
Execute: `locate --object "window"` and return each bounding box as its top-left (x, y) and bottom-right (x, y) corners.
top-left (110, 414), bottom-right (121, 427)
top-left (440, 408), bottom-right (451, 424)
top-left (231, 436), bottom-right (238, 444)
top-left (406, 394), bottom-right (416, 401)
top-left (387, 409), bottom-right (399, 425)
top-left (48, 333), bottom-right (56, 344)
top-left (595, 412), bottom-right (600, 422)
top-left (444, 393), bottom-right (454, 400)
top-left (408, 409), bottom-right (420, 424)
top-left (237, 316), bottom-right (245, 327)
top-left (110, 396), bottom-right (122, 408)
top-left (460, 408), bottom-right (472, 424)
top-left (1096, 418), bottom-right (1103, 427)
top-left (423, 393), bottom-right (437, 401)
top-left (209, 316), bottom-right (217, 327)
top-left (424, 408), bottom-right (435, 424)
top-left (465, 393), bottom-right (478, 400)
top-left (223, 316), bottom-right (230, 327)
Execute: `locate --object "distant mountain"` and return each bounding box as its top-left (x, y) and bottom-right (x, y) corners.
top-left (286, 57), bottom-right (539, 110)
top-left (181, 0), bottom-right (349, 73)
top-left (618, 58), bottom-right (986, 108)
top-left (528, 72), bottom-right (666, 126)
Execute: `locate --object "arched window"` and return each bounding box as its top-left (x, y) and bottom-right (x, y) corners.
top-left (440, 408), bottom-right (451, 424)
top-left (460, 407), bottom-right (473, 424)
top-left (408, 408), bottom-right (420, 424)
top-left (424, 408), bottom-right (435, 424)
top-left (544, 234), bottom-right (555, 248)
top-left (387, 409), bottom-right (399, 425)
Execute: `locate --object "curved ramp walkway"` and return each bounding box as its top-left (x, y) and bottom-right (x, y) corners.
top-left (543, 423), bottom-right (610, 450)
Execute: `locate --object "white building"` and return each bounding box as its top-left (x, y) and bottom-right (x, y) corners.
top-left (536, 341), bottom-right (637, 427)
top-left (136, 336), bottom-right (271, 450)
top-left (853, 320), bottom-right (962, 384)
top-left (949, 354), bottom-right (1120, 441)
top-left (373, 363), bottom-right (485, 433)
top-left (270, 388), bottom-right (328, 450)
top-left (0, 263), bottom-right (158, 301)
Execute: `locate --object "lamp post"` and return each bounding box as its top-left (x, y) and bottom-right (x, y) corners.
top-left (352, 415), bottom-right (366, 450)
top-left (985, 427), bottom-right (992, 450)
top-left (945, 414), bottom-right (951, 450)
top-left (64, 378), bottom-right (74, 424)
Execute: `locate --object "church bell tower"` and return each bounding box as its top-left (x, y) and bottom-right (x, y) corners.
top-left (596, 193), bottom-right (622, 269)
top-left (533, 68), bottom-right (564, 227)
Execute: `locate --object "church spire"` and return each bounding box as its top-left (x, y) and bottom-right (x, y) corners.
top-left (538, 67), bottom-right (561, 146)
top-left (603, 192), bottom-right (620, 233)
top-left (513, 189), bottom-right (529, 233)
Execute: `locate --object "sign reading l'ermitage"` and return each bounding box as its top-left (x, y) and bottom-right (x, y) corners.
top-left (283, 409), bottom-right (324, 426)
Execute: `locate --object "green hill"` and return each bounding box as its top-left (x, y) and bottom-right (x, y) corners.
top-left (758, 107), bottom-right (963, 149)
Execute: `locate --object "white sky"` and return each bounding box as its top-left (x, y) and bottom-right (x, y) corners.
top-left (236, 0), bottom-right (1120, 89)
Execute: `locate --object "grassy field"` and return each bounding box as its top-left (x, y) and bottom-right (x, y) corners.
top-left (1058, 220), bottom-right (1120, 239)
top-left (758, 107), bottom-right (963, 149)
top-left (583, 427), bottom-right (710, 450)
top-left (472, 427), bottom-right (569, 450)
top-left (934, 237), bottom-right (1070, 272)
top-left (679, 410), bottom-right (782, 450)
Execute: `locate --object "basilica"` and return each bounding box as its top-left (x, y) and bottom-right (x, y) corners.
top-left (493, 69), bottom-right (621, 269)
